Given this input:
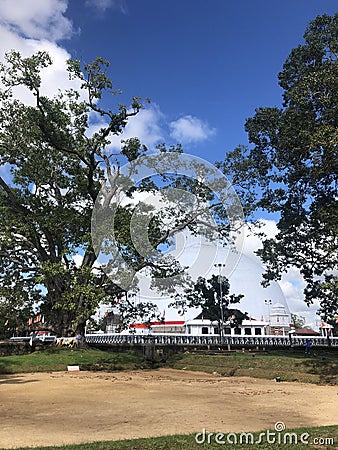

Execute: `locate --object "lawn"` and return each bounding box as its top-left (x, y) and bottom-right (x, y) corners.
top-left (166, 349), bottom-right (338, 384)
top-left (1, 426), bottom-right (336, 450)
top-left (1, 347), bottom-right (337, 384)
top-left (0, 347), bottom-right (143, 374)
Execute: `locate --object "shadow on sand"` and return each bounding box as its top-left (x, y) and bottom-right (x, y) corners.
top-left (0, 375), bottom-right (39, 385)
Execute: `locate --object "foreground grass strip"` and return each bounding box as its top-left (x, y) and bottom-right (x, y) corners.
top-left (0, 348), bottom-right (143, 374)
top-left (1, 426), bottom-right (337, 450)
top-left (167, 350), bottom-right (338, 384)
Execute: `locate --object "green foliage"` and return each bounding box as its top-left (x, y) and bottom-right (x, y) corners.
top-left (220, 14), bottom-right (338, 319)
top-left (171, 275), bottom-right (244, 327)
top-left (0, 298), bottom-right (34, 339)
top-left (291, 313), bottom-right (306, 329)
top-left (0, 51), bottom-right (152, 335)
top-left (0, 51), bottom-right (241, 336)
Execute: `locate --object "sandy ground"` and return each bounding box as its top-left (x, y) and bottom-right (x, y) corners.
top-left (0, 368), bottom-right (337, 449)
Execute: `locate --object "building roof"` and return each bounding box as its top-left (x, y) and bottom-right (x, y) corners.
top-left (272, 302), bottom-right (285, 308)
top-left (294, 328), bottom-right (320, 336)
top-left (186, 319), bottom-right (213, 326)
top-left (241, 319), bottom-right (268, 326)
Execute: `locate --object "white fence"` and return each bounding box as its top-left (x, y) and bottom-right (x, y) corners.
top-left (85, 333), bottom-right (338, 347)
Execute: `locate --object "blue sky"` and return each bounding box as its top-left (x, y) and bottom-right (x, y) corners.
top-left (62, 0), bottom-right (338, 161)
top-left (0, 0), bottom-right (336, 325)
top-left (1, 0), bottom-right (336, 163)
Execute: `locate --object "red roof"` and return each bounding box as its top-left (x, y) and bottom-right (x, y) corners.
top-left (294, 328), bottom-right (320, 336)
top-left (130, 321), bottom-right (185, 329)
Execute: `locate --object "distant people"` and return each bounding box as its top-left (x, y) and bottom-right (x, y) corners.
top-left (29, 331), bottom-right (37, 346)
top-left (305, 339), bottom-right (312, 356)
top-left (76, 333), bottom-right (83, 347)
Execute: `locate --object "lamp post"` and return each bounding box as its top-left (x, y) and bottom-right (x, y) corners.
top-left (264, 300), bottom-right (272, 321)
top-left (264, 300), bottom-right (272, 333)
top-left (214, 263), bottom-right (226, 343)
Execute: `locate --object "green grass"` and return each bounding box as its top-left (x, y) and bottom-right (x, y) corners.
top-left (1, 347), bottom-right (337, 384)
top-left (0, 347), bottom-right (143, 374)
top-left (1, 426), bottom-right (337, 450)
top-left (166, 349), bottom-right (338, 384)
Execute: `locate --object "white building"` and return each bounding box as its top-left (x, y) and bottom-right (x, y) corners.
top-left (185, 318), bottom-right (268, 336)
top-left (267, 302), bottom-right (292, 335)
top-left (132, 229), bottom-right (291, 329)
top-left (269, 302), bottom-right (291, 327)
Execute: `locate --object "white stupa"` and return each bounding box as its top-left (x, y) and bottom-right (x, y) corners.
top-left (269, 302), bottom-right (291, 327)
top-left (134, 228), bottom-right (290, 323)
top-left (96, 185), bottom-right (290, 325)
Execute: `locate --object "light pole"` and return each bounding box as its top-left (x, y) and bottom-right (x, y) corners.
top-left (214, 263), bottom-right (226, 343)
top-left (264, 300), bottom-right (272, 333)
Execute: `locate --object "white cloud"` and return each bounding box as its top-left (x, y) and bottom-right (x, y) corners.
top-left (72, 254), bottom-right (83, 268)
top-left (0, 1), bottom-right (83, 105)
top-left (85, 0), bottom-right (127, 14)
top-left (107, 105), bottom-right (164, 150)
top-left (279, 268), bottom-right (322, 328)
top-left (170, 115), bottom-right (216, 144)
top-left (0, 0), bottom-right (73, 41)
top-left (0, 27), bottom-right (82, 105)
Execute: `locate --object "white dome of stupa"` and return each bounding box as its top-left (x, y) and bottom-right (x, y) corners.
top-left (135, 229), bottom-right (290, 322)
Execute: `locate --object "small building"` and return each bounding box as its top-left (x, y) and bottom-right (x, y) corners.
top-left (185, 317), bottom-right (268, 336)
top-left (268, 302), bottom-right (292, 335)
top-left (319, 323), bottom-right (334, 338)
top-left (185, 318), bottom-right (217, 336)
top-left (132, 321), bottom-right (186, 334)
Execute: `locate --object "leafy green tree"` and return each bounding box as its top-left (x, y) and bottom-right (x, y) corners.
top-left (219, 14), bottom-right (338, 320)
top-left (171, 275), bottom-right (244, 334)
top-left (0, 296), bottom-right (34, 339)
top-left (0, 51), bottom-right (242, 335)
top-left (291, 313), bottom-right (305, 330)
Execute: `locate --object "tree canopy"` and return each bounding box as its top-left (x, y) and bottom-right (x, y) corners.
top-left (0, 51), bottom-right (243, 336)
top-left (3, 14), bottom-right (336, 337)
top-left (219, 14), bottom-right (338, 320)
top-left (170, 275), bottom-right (244, 329)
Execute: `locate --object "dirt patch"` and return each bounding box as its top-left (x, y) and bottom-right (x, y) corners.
top-left (0, 368), bottom-right (337, 448)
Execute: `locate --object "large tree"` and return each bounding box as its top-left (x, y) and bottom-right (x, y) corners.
top-left (219, 14), bottom-right (338, 320)
top-left (171, 275), bottom-right (244, 334)
top-left (0, 51), bottom-right (243, 335)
